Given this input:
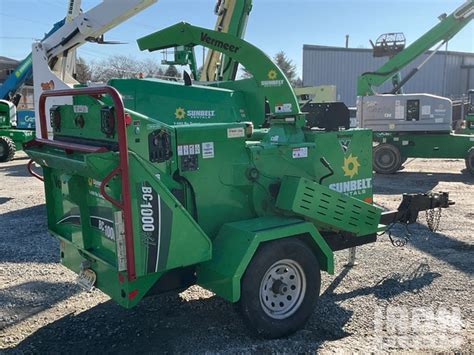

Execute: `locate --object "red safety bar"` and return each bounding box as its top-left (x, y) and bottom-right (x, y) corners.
top-left (27, 159), bottom-right (44, 181)
top-left (32, 86), bottom-right (136, 281)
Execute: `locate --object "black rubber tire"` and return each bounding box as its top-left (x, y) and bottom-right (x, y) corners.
top-left (239, 238), bottom-right (321, 339)
top-left (465, 148), bottom-right (474, 175)
top-left (0, 136), bottom-right (16, 162)
top-left (373, 143), bottom-right (402, 174)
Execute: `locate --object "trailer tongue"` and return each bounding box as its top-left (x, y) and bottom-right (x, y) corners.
top-left (25, 24), bottom-right (453, 338)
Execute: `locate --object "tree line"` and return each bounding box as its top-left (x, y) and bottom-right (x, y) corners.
top-left (75, 51), bottom-right (302, 87)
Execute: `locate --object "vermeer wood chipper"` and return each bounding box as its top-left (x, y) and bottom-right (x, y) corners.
top-left (25, 23), bottom-right (452, 338)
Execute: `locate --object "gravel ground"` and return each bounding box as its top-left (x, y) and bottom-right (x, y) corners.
top-left (1, 152), bottom-right (473, 353)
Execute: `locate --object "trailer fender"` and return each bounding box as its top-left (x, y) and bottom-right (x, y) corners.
top-left (196, 216), bottom-right (334, 302)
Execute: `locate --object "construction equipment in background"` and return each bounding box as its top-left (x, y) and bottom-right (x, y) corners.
top-left (371, 32), bottom-right (406, 58)
top-left (356, 0), bottom-right (474, 175)
top-left (161, 0), bottom-right (253, 82)
top-left (32, 0), bottom-right (158, 139)
top-left (357, 0), bottom-right (474, 97)
top-left (456, 89), bottom-right (474, 133)
top-left (295, 85), bottom-right (337, 104)
top-left (369, 32), bottom-right (406, 94)
top-left (25, 22), bottom-right (453, 338)
top-left (161, 45), bottom-right (199, 79)
top-left (1, 0), bottom-right (158, 162)
top-left (295, 86), bottom-right (352, 131)
top-left (200, 0), bottom-right (253, 81)
top-left (0, 3), bottom-right (75, 162)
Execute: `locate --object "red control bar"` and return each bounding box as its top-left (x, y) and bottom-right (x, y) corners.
top-left (33, 86), bottom-right (136, 281)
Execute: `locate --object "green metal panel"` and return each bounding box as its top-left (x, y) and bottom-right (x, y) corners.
top-left (59, 234), bottom-right (164, 308)
top-left (173, 122), bottom-right (255, 237)
top-left (109, 78), bottom-right (248, 127)
top-left (209, 78), bottom-right (267, 128)
top-left (247, 129), bottom-right (374, 204)
top-left (197, 216), bottom-right (333, 302)
top-left (374, 132), bottom-right (474, 158)
top-left (276, 176), bottom-right (384, 236)
top-left (128, 152), bottom-right (212, 277)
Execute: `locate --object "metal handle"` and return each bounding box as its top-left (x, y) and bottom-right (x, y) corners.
top-left (27, 159), bottom-right (44, 181)
top-left (34, 86), bottom-right (136, 281)
top-left (319, 157), bottom-right (334, 185)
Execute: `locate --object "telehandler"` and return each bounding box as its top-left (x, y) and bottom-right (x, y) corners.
top-left (25, 23), bottom-right (452, 338)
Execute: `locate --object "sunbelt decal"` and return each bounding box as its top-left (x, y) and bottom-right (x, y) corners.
top-left (342, 154), bottom-right (360, 178)
top-left (175, 107), bottom-right (216, 121)
top-left (328, 154), bottom-right (372, 197)
top-left (261, 69), bottom-right (284, 88)
top-left (329, 178), bottom-right (372, 196)
top-left (138, 182), bottom-right (172, 273)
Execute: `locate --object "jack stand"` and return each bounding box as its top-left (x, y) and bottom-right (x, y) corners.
top-left (345, 247), bottom-right (358, 267)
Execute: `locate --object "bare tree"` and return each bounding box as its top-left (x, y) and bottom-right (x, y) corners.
top-left (138, 58), bottom-right (165, 78)
top-left (75, 57), bottom-right (91, 83)
top-left (87, 55), bottom-right (166, 82)
top-left (240, 65), bottom-right (253, 79)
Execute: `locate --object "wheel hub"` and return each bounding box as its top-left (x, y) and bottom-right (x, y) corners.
top-left (259, 259), bottom-right (306, 320)
top-left (380, 151), bottom-right (394, 166)
top-left (271, 279), bottom-right (288, 295)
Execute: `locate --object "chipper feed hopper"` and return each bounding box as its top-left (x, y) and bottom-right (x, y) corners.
top-left (25, 23), bottom-right (452, 338)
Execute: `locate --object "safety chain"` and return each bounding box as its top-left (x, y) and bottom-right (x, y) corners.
top-left (425, 207), bottom-right (442, 232)
top-left (386, 206), bottom-right (442, 247)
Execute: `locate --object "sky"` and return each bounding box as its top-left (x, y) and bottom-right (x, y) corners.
top-left (1, 0), bottom-right (473, 77)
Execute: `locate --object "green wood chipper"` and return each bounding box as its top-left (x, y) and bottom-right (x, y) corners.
top-left (25, 23), bottom-right (452, 338)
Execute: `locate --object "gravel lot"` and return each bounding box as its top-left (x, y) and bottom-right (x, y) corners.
top-left (1, 152), bottom-right (473, 353)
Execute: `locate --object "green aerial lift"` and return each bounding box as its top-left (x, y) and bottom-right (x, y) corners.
top-left (25, 23), bottom-right (452, 338)
top-left (356, 0), bottom-right (474, 174)
top-left (0, 99), bottom-right (35, 162)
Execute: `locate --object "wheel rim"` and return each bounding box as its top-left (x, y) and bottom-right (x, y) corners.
top-left (0, 145), bottom-right (4, 156)
top-left (377, 149), bottom-right (395, 169)
top-left (259, 259), bottom-right (306, 320)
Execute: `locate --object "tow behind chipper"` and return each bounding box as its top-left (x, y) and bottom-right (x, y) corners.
top-left (25, 23), bottom-right (453, 338)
